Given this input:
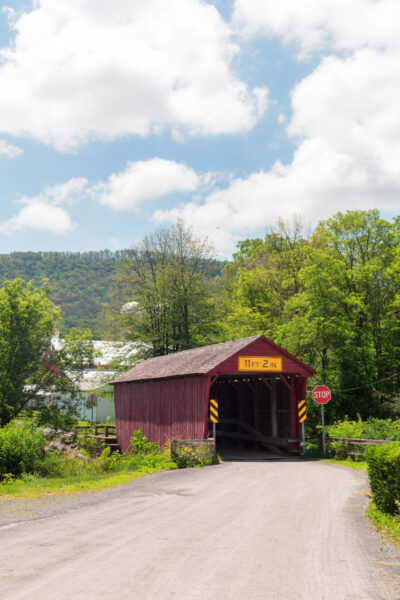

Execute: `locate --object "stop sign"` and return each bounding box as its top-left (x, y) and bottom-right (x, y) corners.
top-left (312, 385), bottom-right (331, 404)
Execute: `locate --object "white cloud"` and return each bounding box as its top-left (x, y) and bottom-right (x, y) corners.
top-left (0, 201), bottom-right (75, 235)
top-left (232, 0), bottom-right (400, 56)
top-left (0, 139), bottom-right (23, 157)
top-left (0, 0), bottom-right (268, 150)
top-left (0, 159), bottom-right (205, 235)
top-left (155, 44), bottom-right (400, 253)
top-left (38, 178), bottom-right (89, 206)
top-left (96, 158), bottom-right (200, 210)
top-left (0, 178), bottom-right (88, 235)
top-left (153, 0), bottom-right (400, 254)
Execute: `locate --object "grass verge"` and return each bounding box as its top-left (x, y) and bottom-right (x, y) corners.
top-left (367, 503), bottom-right (400, 547)
top-left (320, 458), bottom-right (367, 470)
top-left (0, 464), bottom-right (176, 500)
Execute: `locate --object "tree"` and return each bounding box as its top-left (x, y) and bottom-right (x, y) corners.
top-left (222, 210), bottom-right (400, 422)
top-left (221, 216), bottom-right (311, 339)
top-left (0, 279), bottom-right (94, 426)
top-left (276, 210), bottom-right (400, 420)
top-left (102, 220), bottom-right (222, 357)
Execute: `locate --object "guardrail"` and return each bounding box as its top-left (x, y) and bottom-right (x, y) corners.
top-left (307, 436), bottom-right (398, 457)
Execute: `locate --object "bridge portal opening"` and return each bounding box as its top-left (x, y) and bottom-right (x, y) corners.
top-left (209, 375), bottom-right (292, 457)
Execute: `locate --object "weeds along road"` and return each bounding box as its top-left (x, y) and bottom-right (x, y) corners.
top-left (1, 460), bottom-right (399, 600)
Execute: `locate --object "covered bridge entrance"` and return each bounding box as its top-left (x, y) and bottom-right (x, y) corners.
top-left (111, 335), bottom-right (315, 456)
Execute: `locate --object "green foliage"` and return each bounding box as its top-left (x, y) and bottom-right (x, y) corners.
top-left (0, 279), bottom-right (97, 428)
top-left (325, 418), bottom-right (400, 459)
top-left (172, 446), bottom-right (202, 468)
top-left (365, 444), bottom-right (400, 514)
top-left (0, 279), bottom-right (60, 425)
top-left (0, 420), bottom-right (47, 478)
top-left (102, 219), bottom-right (223, 357)
top-left (223, 210), bottom-right (400, 422)
top-left (221, 216), bottom-right (310, 340)
top-left (76, 432), bottom-right (104, 458)
top-left (0, 250), bottom-right (121, 335)
top-left (129, 429), bottom-right (161, 455)
top-left (326, 418), bottom-right (400, 441)
top-left (366, 502), bottom-right (400, 545)
top-left (91, 447), bottom-right (122, 473)
top-left (171, 445), bottom-right (219, 468)
top-left (33, 451), bottom-right (67, 478)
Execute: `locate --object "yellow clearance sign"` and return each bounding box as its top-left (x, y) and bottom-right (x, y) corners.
top-left (238, 356), bottom-right (282, 372)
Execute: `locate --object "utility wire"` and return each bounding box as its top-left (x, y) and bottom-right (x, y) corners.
top-left (329, 372), bottom-right (400, 394)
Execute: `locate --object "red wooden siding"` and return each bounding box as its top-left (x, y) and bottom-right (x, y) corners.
top-left (114, 375), bottom-right (209, 451)
top-left (210, 337), bottom-right (311, 377)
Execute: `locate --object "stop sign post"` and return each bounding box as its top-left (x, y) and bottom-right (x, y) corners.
top-left (312, 385), bottom-right (331, 454)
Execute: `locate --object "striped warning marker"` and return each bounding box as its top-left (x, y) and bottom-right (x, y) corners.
top-left (210, 399), bottom-right (218, 423)
top-left (298, 399), bottom-right (307, 423)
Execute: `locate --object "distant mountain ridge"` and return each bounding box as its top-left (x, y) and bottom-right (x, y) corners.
top-left (0, 250), bottom-right (121, 335)
top-left (0, 250), bottom-right (224, 337)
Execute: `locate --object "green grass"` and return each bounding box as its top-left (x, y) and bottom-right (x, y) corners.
top-left (0, 463), bottom-right (176, 500)
top-left (367, 503), bottom-right (400, 546)
top-left (321, 458), bottom-right (367, 470)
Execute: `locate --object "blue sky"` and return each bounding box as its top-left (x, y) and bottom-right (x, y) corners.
top-left (0, 0), bottom-right (399, 257)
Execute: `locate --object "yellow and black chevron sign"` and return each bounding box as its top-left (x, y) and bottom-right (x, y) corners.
top-left (298, 399), bottom-right (307, 423)
top-left (210, 399), bottom-right (218, 423)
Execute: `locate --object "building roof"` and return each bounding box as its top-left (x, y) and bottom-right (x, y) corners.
top-left (51, 337), bottom-right (139, 368)
top-left (111, 335), bottom-right (314, 384)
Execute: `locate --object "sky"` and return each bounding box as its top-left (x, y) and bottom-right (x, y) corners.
top-left (0, 0), bottom-right (399, 258)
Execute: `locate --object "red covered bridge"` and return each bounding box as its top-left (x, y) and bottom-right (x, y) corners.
top-left (111, 335), bottom-right (315, 455)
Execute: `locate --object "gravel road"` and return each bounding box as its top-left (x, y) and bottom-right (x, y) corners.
top-left (1, 460), bottom-right (399, 600)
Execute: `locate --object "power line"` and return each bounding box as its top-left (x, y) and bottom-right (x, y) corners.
top-left (330, 372), bottom-right (400, 393)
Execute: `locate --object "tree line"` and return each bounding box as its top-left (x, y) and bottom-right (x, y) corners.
top-left (101, 210), bottom-right (400, 424)
top-left (0, 250), bottom-right (121, 334)
top-left (1, 209), bottom-right (399, 427)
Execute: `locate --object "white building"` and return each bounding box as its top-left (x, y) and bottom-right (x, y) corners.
top-left (51, 338), bottom-right (139, 423)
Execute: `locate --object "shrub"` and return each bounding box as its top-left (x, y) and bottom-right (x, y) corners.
top-left (326, 418), bottom-right (400, 459)
top-left (172, 446), bottom-right (201, 468)
top-left (34, 451), bottom-right (66, 477)
top-left (129, 429), bottom-right (161, 455)
top-left (326, 418), bottom-right (364, 442)
top-left (327, 418), bottom-right (400, 441)
top-left (0, 420), bottom-right (47, 478)
top-left (365, 444), bottom-right (400, 514)
top-left (76, 432), bottom-right (104, 458)
top-left (91, 447), bottom-right (122, 473)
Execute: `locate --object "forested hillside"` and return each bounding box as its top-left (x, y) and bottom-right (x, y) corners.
top-left (0, 250), bottom-right (121, 334)
top-left (0, 249), bottom-right (225, 337)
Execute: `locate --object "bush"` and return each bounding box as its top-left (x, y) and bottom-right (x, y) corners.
top-left (34, 451), bottom-right (66, 477)
top-left (327, 417), bottom-right (400, 441)
top-left (0, 420), bottom-right (47, 478)
top-left (326, 418), bottom-right (400, 459)
top-left (76, 432), bottom-right (104, 458)
top-left (172, 446), bottom-right (202, 468)
top-left (129, 429), bottom-right (161, 455)
top-left (365, 444), bottom-right (400, 514)
top-left (91, 447), bottom-right (122, 473)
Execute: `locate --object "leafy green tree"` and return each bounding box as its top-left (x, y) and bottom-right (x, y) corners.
top-left (222, 210), bottom-right (400, 421)
top-left (277, 210), bottom-right (400, 419)
top-left (102, 220), bottom-right (222, 357)
top-left (221, 216), bottom-right (311, 339)
top-left (0, 279), bottom-right (95, 426)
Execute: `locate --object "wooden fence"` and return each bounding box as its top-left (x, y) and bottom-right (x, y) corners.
top-left (308, 436), bottom-right (398, 458)
top-left (76, 424), bottom-right (116, 438)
